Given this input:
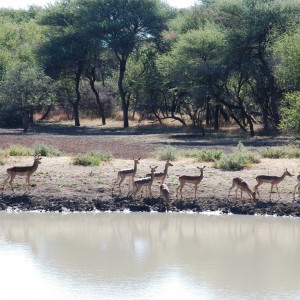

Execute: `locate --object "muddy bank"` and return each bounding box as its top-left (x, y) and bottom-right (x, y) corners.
top-left (1, 193), bottom-right (300, 217)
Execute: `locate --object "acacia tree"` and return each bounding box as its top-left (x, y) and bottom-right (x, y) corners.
top-left (79, 0), bottom-right (168, 128)
top-left (157, 24), bottom-right (226, 130)
top-left (217, 0), bottom-right (300, 130)
top-left (273, 27), bottom-right (300, 133)
top-left (0, 64), bottom-right (53, 132)
top-left (274, 27), bottom-right (300, 92)
top-left (38, 1), bottom-right (90, 127)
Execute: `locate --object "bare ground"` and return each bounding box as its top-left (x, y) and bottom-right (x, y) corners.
top-left (0, 121), bottom-right (299, 216)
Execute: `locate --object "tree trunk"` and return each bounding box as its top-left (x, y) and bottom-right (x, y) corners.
top-left (214, 105), bottom-right (220, 130)
top-left (206, 99), bottom-right (210, 126)
top-left (21, 109), bottom-right (30, 133)
top-left (118, 57), bottom-right (129, 128)
top-left (40, 105), bottom-right (52, 120)
top-left (247, 116), bottom-right (255, 137)
top-left (230, 113), bottom-right (247, 132)
top-left (257, 48), bottom-right (281, 128)
top-left (74, 61), bottom-right (83, 127)
top-left (261, 102), bottom-right (269, 131)
top-left (73, 102), bottom-right (80, 127)
top-left (88, 68), bottom-right (106, 125)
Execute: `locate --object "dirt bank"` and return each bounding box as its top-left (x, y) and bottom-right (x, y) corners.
top-left (1, 156), bottom-right (299, 217)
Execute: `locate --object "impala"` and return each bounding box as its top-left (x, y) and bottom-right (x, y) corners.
top-left (176, 166), bottom-right (205, 199)
top-left (113, 158), bottom-right (140, 193)
top-left (254, 169), bottom-right (293, 199)
top-left (228, 177), bottom-right (256, 201)
top-left (3, 156), bottom-right (42, 193)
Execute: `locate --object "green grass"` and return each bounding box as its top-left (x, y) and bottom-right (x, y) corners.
top-left (213, 142), bottom-right (261, 170)
top-left (73, 151), bottom-right (113, 166)
top-left (181, 149), bottom-right (223, 162)
top-left (3, 145), bottom-right (31, 156)
top-left (154, 142), bottom-right (261, 170)
top-left (213, 151), bottom-right (260, 170)
top-left (33, 144), bottom-right (63, 157)
top-left (260, 145), bottom-right (300, 159)
top-left (153, 145), bottom-right (179, 161)
top-left (0, 148), bottom-right (7, 165)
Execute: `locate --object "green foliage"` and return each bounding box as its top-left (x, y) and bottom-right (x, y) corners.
top-left (274, 28), bottom-right (300, 91)
top-left (73, 151), bottom-right (112, 166)
top-left (33, 144), bottom-right (63, 157)
top-left (213, 151), bottom-right (260, 171)
top-left (182, 148), bottom-right (223, 162)
top-left (3, 145), bottom-right (31, 156)
top-left (77, 0), bottom-right (169, 128)
top-left (154, 145), bottom-right (179, 161)
top-left (0, 150), bottom-right (6, 165)
top-left (0, 63), bottom-right (54, 132)
top-left (213, 142), bottom-right (260, 170)
top-left (0, 14), bottom-right (43, 73)
top-left (279, 92), bottom-right (300, 133)
top-left (260, 146), bottom-right (300, 159)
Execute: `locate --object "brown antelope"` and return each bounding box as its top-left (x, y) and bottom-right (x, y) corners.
top-left (228, 177), bottom-right (256, 201)
top-left (293, 175), bottom-right (300, 199)
top-left (113, 158), bottom-right (140, 193)
top-left (146, 161), bottom-right (173, 184)
top-left (128, 166), bottom-right (158, 199)
top-left (254, 168), bottom-right (293, 199)
top-left (176, 166), bottom-right (205, 199)
top-left (160, 183), bottom-right (170, 207)
top-left (2, 156), bottom-right (42, 193)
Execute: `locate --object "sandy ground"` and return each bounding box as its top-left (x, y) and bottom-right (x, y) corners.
top-left (0, 122), bottom-right (299, 216)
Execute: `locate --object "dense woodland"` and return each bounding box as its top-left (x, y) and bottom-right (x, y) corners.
top-left (0, 0), bottom-right (300, 135)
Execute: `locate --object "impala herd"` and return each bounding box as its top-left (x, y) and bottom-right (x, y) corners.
top-left (1, 156), bottom-right (300, 207)
top-left (112, 158), bottom-right (299, 206)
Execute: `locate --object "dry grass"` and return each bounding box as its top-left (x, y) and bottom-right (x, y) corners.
top-left (1, 156), bottom-right (299, 203)
top-left (0, 119), bottom-right (299, 203)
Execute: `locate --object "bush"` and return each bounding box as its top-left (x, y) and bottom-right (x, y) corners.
top-left (73, 151), bottom-right (112, 166)
top-left (213, 152), bottom-right (260, 170)
top-left (0, 151), bottom-right (5, 165)
top-left (260, 146), bottom-right (300, 159)
top-left (33, 144), bottom-right (63, 157)
top-left (182, 149), bottom-right (223, 162)
top-left (279, 92), bottom-right (300, 133)
top-left (213, 142), bottom-right (260, 170)
top-left (154, 145), bottom-right (178, 161)
top-left (3, 145), bottom-right (31, 156)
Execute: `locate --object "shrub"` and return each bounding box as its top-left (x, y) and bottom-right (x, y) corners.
top-left (279, 92), bottom-right (300, 133)
top-left (182, 149), bottom-right (223, 162)
top-left (213, 142), bottom-right (260, 170)
top-left (33, 144), bottom-right (63, 157)
top-left (3, 145), bottom-right (31, 156)
top-left (154, 145), bottom-right (178, 161)
top-left (73, 151), bottom-right (112, 166)
top-left (213, 152), bottom-right (260, 170)
top-left (260, 146), bottom-right (300, 159)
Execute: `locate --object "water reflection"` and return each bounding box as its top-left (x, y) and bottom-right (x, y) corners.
top-left (0, 212), bottom-right (300, 299)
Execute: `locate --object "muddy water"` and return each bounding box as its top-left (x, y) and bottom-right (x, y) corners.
top-left (0, 212), bottom-right (300, 299)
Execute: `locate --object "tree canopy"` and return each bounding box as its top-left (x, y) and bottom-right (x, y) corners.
top-left (0, 0), bottom-right (300, 134)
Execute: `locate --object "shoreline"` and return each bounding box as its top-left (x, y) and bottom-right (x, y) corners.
top-left (1, 194), bottom-right (300, 217)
